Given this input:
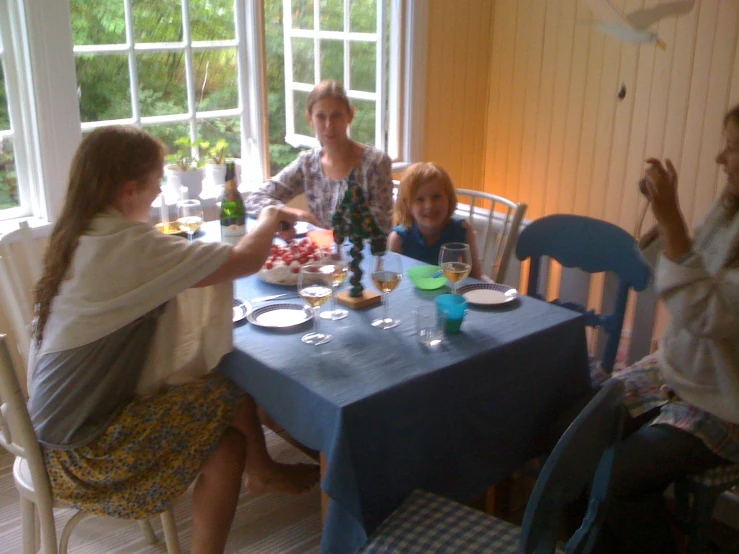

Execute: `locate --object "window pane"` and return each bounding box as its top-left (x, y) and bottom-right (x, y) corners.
top-left (190, 0), bottom-right (235, 41)
top-left (292, 38), bottom-right (314, 84)
top-left (319, 0), bottom-right (343, 31)
top-left (350, 98), bottom-right (375, 145)
top-left (137, 52), bottom-right (187, 117)
top-left (320, 39), bottom-right (343, 83)
top-left (147, 123), bottom-right (191, 159)
top-left (294, 90), bottom-right (312, 136)
top-left (350, 41), bottom-right (375, 91)
top-left (292, 0), bottom-right (314, 30)
top-left (265, 1), bottom-right (303, 176)
top-left (0, 61), bottom-right (9, 130)
top-left (350, 0), bottom-right (376, 33)
top-left (133, 0), bottom-right (183, 43)
top-left (76, 54), bottom-right (132, 122)
top-left (70, 0), bottom-right (126, 45)
top-left (193, 49), bottom-right (238, 112)
top-left (0, 138), bottom-right (19, 210)
top-left (200, 117), bottom-right (241, 159)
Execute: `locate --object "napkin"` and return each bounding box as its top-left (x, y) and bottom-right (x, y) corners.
top-left (136, 280), bottom-right (234, 396)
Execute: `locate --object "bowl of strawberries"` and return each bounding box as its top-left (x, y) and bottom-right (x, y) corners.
top-left (257, 237), bottom-right (328, 285)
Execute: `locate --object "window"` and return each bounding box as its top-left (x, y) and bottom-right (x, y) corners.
top-left (0, 0), bottom-right (34, 220)
top-left (280, 0), bottom-right (387, 151)
top-left (3, 0), bottom-right (425, 223)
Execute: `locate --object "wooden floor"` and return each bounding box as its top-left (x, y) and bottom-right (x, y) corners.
top-left (0, 429), bottom-right (323, 553)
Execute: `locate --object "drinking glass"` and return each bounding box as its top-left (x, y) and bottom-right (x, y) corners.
top-left (320, 245), bottom-right (349, 320)
top-left (371, 251), bottom-right (403, 330)
top-left (298, 264), bottom-right (333, 345)
top-left (439, 242), bottom-right (472, 295)
top-left (176, 199), bottom-right (203, 241)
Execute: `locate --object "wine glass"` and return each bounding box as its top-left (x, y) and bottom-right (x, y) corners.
top-left (298, 263), bottom-right (333, 345)
top-left (439, 242), bottom-right (472, 295)
top-left (176, 199), bottom-right (203, 242)
top-left (320, 245), bottom-right (349, 321)
top-left (371, 251), bottom-right (403, 330)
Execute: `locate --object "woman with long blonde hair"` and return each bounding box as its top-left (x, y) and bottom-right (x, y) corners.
top-left (28, 126), bottom-right (318, 554)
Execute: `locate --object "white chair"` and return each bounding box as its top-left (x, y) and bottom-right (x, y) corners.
top-left (453, 189), bottom-right (526, 284)
top-left (0, 221), bottom-right (42, 369)
top-left (0, 334), bottom-right (182, 554)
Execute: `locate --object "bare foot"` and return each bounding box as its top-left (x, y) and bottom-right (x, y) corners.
top-left (246, 462), bottom-right (320, 495)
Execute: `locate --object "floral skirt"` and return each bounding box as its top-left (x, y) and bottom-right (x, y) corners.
top-left (43, 372), bottom-right (246, 520)
top-left (613, 356), bottom-right (739, 464)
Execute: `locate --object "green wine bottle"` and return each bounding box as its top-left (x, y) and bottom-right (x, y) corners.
top-left (220, 161), bottom-right (246, 245)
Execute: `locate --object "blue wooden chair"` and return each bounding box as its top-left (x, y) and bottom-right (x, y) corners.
top-left (515, 214), bottom-right (651, 376)
top-left (357, 379), bottom-right (625, 554)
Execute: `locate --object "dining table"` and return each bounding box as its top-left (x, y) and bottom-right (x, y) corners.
top-left (198, 220), bottom-right (592, 554)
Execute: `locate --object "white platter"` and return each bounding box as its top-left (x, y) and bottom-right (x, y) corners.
top-left (458, 283), bottom-right (518, 306)
top-left (233, 298), bottom-right (252, 323)
top-left (246, 303), bottom-right (313, 329)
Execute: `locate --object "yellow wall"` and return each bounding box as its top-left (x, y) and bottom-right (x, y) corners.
top-left (423, 0), bottom-right (495, 191)
top-left (482, 0), bottom-right (739, 230)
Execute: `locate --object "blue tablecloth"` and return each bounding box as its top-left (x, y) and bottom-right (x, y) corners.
top-left (204, 222), bottom-right (591, 553)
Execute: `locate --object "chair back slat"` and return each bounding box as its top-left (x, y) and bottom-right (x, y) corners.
top-left (520, 379), bottom-right (625, 554)
top-left (0, 221), bottom-right (42, 368)
top-left (454, 189), bottom-right (527, 283)
top-left (516, 214), bottom-right (651, 373)
top-left (0, 334), bottom-right (58, 553)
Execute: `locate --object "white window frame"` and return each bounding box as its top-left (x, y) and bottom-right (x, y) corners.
top-left (0, 0), bottom-right (45, 221)
top-left (2, 0), bottom-right (425, 228)
top-left (282, 0), bottom-right (387, 150)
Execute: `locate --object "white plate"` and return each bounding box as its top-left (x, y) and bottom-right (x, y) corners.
top-left (233, 298), bottom-right (252, 323)
top-left (458, 283), bottom-right (518, 306)
top-left (247, 303), bottom-right (313, 329)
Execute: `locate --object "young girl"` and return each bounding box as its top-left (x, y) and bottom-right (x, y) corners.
top-left (28, 126), bottom-right (318, 554)
top-left (388, 162), bottom-right (482, 279)
top-left (245, 80), bottom-right (394, 238)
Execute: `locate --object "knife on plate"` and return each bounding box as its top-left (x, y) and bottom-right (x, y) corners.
top-left (251, 293), bottom-right (300, 303)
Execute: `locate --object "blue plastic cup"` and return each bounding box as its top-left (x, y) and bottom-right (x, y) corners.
top-left (435, 294), bottom-right (468, 334)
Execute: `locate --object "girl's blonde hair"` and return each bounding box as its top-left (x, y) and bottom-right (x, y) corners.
top-left (306, 80), bottom-right (352, 114)
top-left (33, 126), bottom-right (166, 343)
top-left (393, 162), bottom-right (457, 228)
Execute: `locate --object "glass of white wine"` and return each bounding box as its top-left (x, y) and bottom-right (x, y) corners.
top-left (298, 263), bottom-right (333, 345)
top-left (371, 251), bottom-right (403, 330)
top-left (320, 245), bottom-right (349, 321)
top-left (439, 242), bottom-right (472, 295)
top-left (176, 199), bottom-right (203, 242)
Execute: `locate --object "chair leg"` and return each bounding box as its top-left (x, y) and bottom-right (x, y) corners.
top-left (160, 509), bottom-right (181, 554)
top-left (685, 489), bottom-right (720, 554)
top-left (59, 511), bottom-right (91, 554)
top-left (32, 505), bottom-right (40, 554)
top-left (137, 519), bottom-right (158, 544)
top-left (19, 497), bottom-right (37, 554)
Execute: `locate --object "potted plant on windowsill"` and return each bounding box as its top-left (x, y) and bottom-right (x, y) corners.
top-left (204, 139), bottom-right (229, 186)
top-left (164, 136), bottom-right (207, 199)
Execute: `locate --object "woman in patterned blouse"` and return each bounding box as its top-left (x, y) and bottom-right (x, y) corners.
top-left (245, 80), bottom-right (394, 237)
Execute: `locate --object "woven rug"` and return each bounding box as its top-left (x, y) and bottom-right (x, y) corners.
top-left (0, 429), bottom-right (322, 553)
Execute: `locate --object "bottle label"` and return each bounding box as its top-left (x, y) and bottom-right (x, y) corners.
top-left (221, 224), bottom-right (246, 245)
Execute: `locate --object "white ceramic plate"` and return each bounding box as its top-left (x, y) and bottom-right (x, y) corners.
top-left (233, 298), bottom-right (252, 323)
top-left (458, 283), bottom-right (518, 306)
top-left (246, 303), bottom-right (313, 329)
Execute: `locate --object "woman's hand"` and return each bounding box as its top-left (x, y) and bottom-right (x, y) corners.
top-left (643, 158), bottom-right (682, 227)
top-left (643, 157), bottom-right (692, 262)
top-left (274, 207), bottom-right (324, 241)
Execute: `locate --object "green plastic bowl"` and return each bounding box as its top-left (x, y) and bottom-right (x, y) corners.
top-left (408, 265), bottom-right (447, 290)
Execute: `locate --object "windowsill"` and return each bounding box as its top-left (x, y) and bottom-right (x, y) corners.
top-left (0, 216), bottom-right (54, 239)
